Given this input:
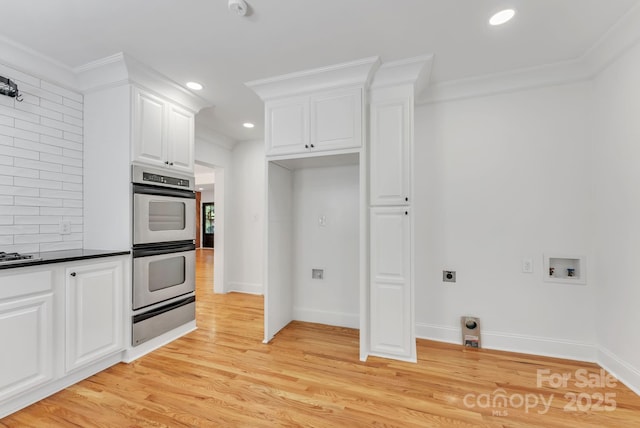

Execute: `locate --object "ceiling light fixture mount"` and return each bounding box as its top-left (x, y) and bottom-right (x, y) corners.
top-left (489, 9), bottom-right (516, 26)
top-left (228, 0), bottom-right (248, 16)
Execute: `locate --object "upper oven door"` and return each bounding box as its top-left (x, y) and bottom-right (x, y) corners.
top-left (133, 185), bottom-right (196, 246)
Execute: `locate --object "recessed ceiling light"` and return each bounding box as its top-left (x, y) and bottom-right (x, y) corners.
top-left (489, 9), bottom-right (516, 26)
top-left (243, 122), bottom-right (255, 129)
top-left (186, 82), bottom-right (203, 91)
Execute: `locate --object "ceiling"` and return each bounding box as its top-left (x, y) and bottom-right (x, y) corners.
top-left (2, 0), bottom-right (638, 142)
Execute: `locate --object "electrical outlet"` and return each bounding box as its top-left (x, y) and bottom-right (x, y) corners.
top-left (443, 270), bottom-right (456, 283)
top-left (522, 258), bottom-right (533, 273)
top-left (59, 221), bottom-right (71, 235)
top-left (312, 269), bottom-right (324, 280)
top-left (318, 216), bottom-right (327, 227)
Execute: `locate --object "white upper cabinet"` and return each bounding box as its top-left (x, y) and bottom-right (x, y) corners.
top-left (266, 96), bottom-right (309, 156)
top-left (370, 96), bottom-right (411, 206)
top-left (265, 87), bottom-right (362, 157)
top-left (310, 87), bottom-right (362, 152)
top-left (132, 87), bottom-right (195, 173)
top-left (167, 103), bottom-right (195, 172)
top-left (132, 89), bottom-right (166, 166)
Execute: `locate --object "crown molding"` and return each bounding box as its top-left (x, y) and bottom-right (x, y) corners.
top-left (76, 52), bottom-right (211, 113)
top-left (419, 3), bottom-right (640, 105)
top-left (195, 123), bottom-right (237, 150)
top-left (370, 54), bottom-right (434, 96)
top-left (0, 35), bottom-right (77, 91)
top-left (246, 56), bottom-right (380, 100)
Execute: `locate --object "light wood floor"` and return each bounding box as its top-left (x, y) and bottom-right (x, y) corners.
top-left (2, 248), bottom-right (640, 427)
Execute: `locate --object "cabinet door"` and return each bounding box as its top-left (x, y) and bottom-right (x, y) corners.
top-left (167, 104), bottom-right (195, 173)
top-left (65, 260), bottom-right (124, 373)
top-left (265, 96), bottom-right (309, 156)
top-left (370, 98), bottom-right (411, 206)
top-left (310, 87), bottom-right (362, 152)
top-left (0, 294), bottom-right (53, 401)
top-left (132, 88), bottom-right (167, 167)
top-left (369, 207), bottom-right (414, 360)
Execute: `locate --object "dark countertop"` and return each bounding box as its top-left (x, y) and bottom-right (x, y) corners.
top-left (0, 249), bottom-right (130, 270)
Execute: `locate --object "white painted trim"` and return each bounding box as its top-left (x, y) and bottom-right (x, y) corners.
top-left (0, 35), bottom-right (77, 91)
top-left (293, 307), bottom-right (359, 329)
top-left (416, 323), bottom-right (597, 362)
top-left (246, 56), bottom-right (380, 101)
top-left (76, 53), bottom-right (210, 113)
top-left (227, 282), bottom-right (263, 295)
top-left (0, 352), bottom-right (122, 419)
top-left (370, 54), bottom-right (434, 96)
top-left (598, 347), bottom-right (640, 397)
top-left (419, 2), bottom-right (640, 105)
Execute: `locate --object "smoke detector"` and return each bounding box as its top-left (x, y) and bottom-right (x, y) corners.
top-left (228, 0), bottom-right (248, 16)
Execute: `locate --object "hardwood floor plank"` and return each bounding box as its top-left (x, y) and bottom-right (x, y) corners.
top-left (2, 248), bottom-right (639, 427)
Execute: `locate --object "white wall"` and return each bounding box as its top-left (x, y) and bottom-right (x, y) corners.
top-left (226, 140), bottom-right (265, 294)
top-left (592, 39), bottom-right (640, 394)
top-left (0, 61), bottom-right (84, 253)
top-left (195, 137), bottom-right (230, 292)
top-left (292, 164), bottom-right (360, 328)
top-left (414, 82), bottom-right (597, 360)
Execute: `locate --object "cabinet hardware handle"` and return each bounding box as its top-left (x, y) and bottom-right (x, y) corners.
top-left (305, 145), bottom-right (309, 149)
top-left (405, 197), bottom-right (409, 202)
top-left (405, 211), bottom-right (408, 215)
top-left (164, 161), bottom-right (169, 165)
top-left (310, 144), bottom-right (315, 148)
top-left (70, 272), bottom-right (76, 277)
top-left (169, 162), bottom-right (174, 166)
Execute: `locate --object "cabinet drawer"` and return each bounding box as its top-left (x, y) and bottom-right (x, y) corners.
top-left (0, 270), bottom-right (53, 301)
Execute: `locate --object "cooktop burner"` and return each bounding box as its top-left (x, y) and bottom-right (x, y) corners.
top-left (0, 252), bottom-right (42, 264)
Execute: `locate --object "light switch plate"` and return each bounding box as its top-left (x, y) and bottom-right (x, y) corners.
top-left (522, 258), bottom-right (533, 273)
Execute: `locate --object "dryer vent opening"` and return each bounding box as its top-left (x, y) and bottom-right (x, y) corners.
top-left (461, 316), bottom-right (481, 348)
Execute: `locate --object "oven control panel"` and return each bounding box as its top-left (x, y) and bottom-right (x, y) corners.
top-left (142, 172), bottom-right (190, 188)
top-left (132, 165), bottom-right (194, 191)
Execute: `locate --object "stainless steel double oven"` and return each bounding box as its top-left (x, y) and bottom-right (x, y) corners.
top-left (131, 165), bottom-right (196, 346)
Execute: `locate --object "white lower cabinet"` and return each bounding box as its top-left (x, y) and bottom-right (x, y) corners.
top-left (369, 207), bottom-right (415, 360)
top-left (0, 270), bottom-right (54, 402)
top-left (0, 256), bottom-right (127, 418)
top-left (65, 260), bottom-right (124, 373)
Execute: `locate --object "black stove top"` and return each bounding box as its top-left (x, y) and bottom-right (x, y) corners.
top-left (0, 252), bottom-right (42, 264)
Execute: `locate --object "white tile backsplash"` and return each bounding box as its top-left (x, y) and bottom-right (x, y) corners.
top-left (0, 65), bottom-right (83, 253)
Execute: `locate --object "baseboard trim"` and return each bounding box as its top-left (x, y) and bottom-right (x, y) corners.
top-left (227, 282), bottom-right (263, 295)
top-left (598, 347), bottom-right (640, 396)
top-left (416, 322), bottom-right (597, 362)
top-left (293, 307), bottom-right (359, 329)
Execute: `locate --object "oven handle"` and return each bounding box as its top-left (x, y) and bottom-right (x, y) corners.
top-left (133, 242), bottom-right (195, 258)
top-left (133, 183), bottom-right (196, 199)
top-left (133, 295), bottom-right (196, 324)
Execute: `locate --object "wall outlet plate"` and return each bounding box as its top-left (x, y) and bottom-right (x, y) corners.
top-left (312, 269), bottom-right (324, 280)
top-left (443, 270), bottom-right (456, 283)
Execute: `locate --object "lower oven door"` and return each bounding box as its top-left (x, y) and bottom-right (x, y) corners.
top-left (133, 242), bottom-right (195, 310)
top-left (132, 295), bottom-right (196, 346)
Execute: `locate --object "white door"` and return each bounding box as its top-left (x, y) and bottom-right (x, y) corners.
top-left (369, 207), bottom-right (414, 360)
top-left (370, 98), bottom-right (411, 206)
top-left (0, 293), bottom-right (53, 401)
top-left (167, 104), bottom-right (195, 173)
top-left (265, 96), bottom-right (309, 156)
top-left (310, 87), bottom-right (362, 152)
top-left (65, 260), bottom-right (124, 373)
top-left (132, 88), bottom-right (166, 167)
